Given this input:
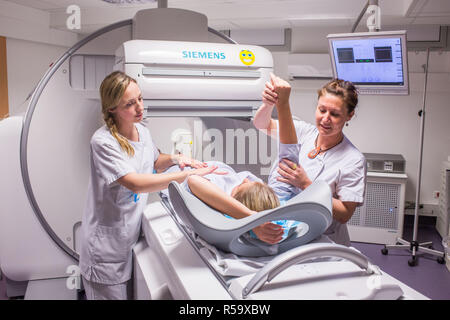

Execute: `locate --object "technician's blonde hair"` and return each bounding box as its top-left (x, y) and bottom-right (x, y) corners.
top-left (233, 182), bottom-right (280, 212)
top-left (100, 71), bottom-right (136, 157)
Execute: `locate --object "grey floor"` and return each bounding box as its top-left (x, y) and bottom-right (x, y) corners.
top-left (351, 215), bottom-right (450, 300)
top-left (0, 215), bottom-right (449, 300)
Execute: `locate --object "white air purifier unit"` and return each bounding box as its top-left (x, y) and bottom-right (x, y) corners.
top-left (348, 172), bottom-right (407, 244)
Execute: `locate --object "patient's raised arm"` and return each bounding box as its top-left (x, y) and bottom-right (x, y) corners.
top-left (270, 73), bottom-right (297, 145)
top-left (266, 74), bottom-right (301, 199)
top-left (253, 79), bottom-right (278, 137)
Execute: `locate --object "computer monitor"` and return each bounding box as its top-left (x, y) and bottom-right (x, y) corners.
top-left (327, 30), bottom-right (409, 95)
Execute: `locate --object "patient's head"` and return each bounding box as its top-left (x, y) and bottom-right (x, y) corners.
top-left (232, 179), bottom-right (280, 212)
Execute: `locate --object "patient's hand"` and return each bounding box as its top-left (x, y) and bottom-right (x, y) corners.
top-left (191, 165), bottom-right (228, 177)
top-left (252, 222), bottom-right (283, 244)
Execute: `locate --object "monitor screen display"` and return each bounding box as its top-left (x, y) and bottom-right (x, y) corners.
top-left (327, 31), bottom-right (409, 95)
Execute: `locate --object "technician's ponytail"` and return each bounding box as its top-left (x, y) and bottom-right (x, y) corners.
top-left (100, 71), bottom-right (136, 157)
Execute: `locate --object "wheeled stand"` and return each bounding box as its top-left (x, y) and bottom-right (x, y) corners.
top-left (381, 238), bottom-right (445, 267)
top-left (380, 48), bottom-right (445, 267)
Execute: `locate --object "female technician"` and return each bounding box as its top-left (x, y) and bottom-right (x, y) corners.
top-left (79, 71), bottom-right (223, 300)
top-left (253, 74), bottom-right (367, 246)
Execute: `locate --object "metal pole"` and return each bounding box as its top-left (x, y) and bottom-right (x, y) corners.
top-left (351, 1), bottom-right (369, 33)
top-left (412, 48), bottom-right (430, 247)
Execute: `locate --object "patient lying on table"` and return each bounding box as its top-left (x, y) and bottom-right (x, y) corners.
top-left (166, 74), bottom-right (301, 245)
top-left (163, 134), bottom-right (302, 245)
top-left (183, 141), bottom-right (301, 245)
top-left (164, 149), bottom-right (299, 245)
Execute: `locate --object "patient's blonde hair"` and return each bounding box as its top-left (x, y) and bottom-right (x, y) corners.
top-left (233, 182), bottom-right (280, 212)
top-left (99, 71), bottom-right (136, 157)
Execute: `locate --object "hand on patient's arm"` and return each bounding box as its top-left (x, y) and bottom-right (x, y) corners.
top-left (172, 153), bottom-right (207, 169)
top-left (276, 158), bottom-right (358, 224)
top-left (154, 153), bottom-right (176, 173)
top-left (118, 165), bottom-right (224, 194)
top-left (277, 159), bottom-right (312, 191)
top-left (154, 153), bottom-right (206, 173)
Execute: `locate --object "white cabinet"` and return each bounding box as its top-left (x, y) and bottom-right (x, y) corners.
top-left (436, 161), bottom-right (450, 238)
top-left (348, 172), bottom-right (407, 244)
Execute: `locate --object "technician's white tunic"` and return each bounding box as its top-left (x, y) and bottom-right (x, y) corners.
top-left (270, 120), bottom-right (366, 246)
top-left (79, 123), bottom-right (159, 285)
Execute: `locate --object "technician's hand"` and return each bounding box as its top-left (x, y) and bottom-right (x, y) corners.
top-left (277, 159), bottom-right (312, 191)
top-left (173, 154), bottom-right (208, 169)
top-left (252, 222), bottom-right (283, 244)
top-left (270, 73), bottom-right (291, 107)
top-left (262, 80), bottom-right (277, 107)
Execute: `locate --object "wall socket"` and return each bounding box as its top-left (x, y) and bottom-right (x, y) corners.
top-left (433, 190), bottom-right (440, 199)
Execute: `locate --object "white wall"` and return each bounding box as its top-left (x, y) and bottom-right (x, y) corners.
top-left (0, 0), bottom-right (77, 47)
top-left (6, 38), bottom-right (68, 116)
top-left (1, 0), bottom-right (76, 116)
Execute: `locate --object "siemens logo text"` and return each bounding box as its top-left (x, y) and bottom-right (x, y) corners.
top-left (182, 51), bottom-right (226, 60)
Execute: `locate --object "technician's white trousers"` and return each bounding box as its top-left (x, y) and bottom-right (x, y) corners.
top-left (82, 276), bottom-right (129, 300)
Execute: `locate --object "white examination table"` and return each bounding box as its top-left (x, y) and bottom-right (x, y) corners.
top-left (133, 195), bottom-right (429, 300)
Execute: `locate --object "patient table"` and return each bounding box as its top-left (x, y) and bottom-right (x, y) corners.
top-left (133, 191), bottom-right (429, 300)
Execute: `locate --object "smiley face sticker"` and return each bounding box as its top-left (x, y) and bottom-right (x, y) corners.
top-left (239, 50), bottom-right (255, 66)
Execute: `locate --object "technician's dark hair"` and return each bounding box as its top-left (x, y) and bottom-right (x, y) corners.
top-left (318, 78), bottom-right (358, 114)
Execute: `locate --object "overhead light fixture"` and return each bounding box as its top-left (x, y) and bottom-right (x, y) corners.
top-left (102, 0), bottom-right (157, 4)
